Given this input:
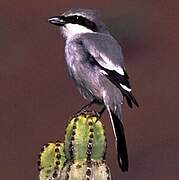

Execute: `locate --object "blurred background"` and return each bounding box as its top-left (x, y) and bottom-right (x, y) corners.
top-left (0, 0), bottom-right (178, 179)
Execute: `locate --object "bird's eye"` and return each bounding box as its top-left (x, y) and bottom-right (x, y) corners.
top-left (70, 16), bottom-right (79, 23)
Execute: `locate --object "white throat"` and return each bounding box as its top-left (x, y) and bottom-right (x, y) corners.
top-left (62, 23), bottom-right (93, 38)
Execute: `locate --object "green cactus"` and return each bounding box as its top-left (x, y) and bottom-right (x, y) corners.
top-left (38, 112), bottom-right (111, 180)
top-left (38, 142), bottom-right (66, 180)
top-left (64, 113), bottom-right (106, 162)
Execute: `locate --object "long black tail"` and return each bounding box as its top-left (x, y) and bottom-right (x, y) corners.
top-left (107, 107), bottom-right (128, 172)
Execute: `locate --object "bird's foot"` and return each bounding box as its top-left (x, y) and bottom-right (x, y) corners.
top-left (95, 106), bottom-right (106, 123)
top-left (72, 101), bottom-right (95, 118)
top-left (73, 108), bottom-right (87, 118)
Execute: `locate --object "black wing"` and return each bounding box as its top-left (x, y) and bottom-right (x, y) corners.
top-left (102, 67), bottom-right (139, 108)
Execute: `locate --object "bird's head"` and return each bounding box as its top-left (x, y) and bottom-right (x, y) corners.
top-left (48, 8), bottom-right (109, 38)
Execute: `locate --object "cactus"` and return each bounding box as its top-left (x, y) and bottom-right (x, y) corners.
top-left (38, 112), bottom-right (111, 180)
top-left (38, 142), bottom-right (66, 180)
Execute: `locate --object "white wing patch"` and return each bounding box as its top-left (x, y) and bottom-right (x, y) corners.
top-left (99, 53), bottom-right (124, 75)
top-left (100, 70), bottom-right (108, 75)
top-left (120, 83), bottom-right (132, 92)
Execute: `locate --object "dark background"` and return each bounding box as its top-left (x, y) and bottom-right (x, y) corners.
top-left (0, 0), bottom-right (178, 179)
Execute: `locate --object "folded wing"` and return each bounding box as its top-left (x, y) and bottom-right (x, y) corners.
top-left (79, 33), bottom-right (139, 108)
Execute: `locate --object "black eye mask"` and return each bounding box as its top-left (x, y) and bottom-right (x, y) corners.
top-left (64, 15), bottom-right (98, 32)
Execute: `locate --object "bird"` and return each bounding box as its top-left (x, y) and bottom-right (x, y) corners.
top-left (48, 8), bottom-right (139, 172)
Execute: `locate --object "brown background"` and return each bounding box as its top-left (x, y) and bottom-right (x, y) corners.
top-left (0, 0), bottom-right (178, 180)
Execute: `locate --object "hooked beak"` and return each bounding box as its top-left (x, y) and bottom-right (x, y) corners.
top-left (48, 16), bottom-right (66, 26)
